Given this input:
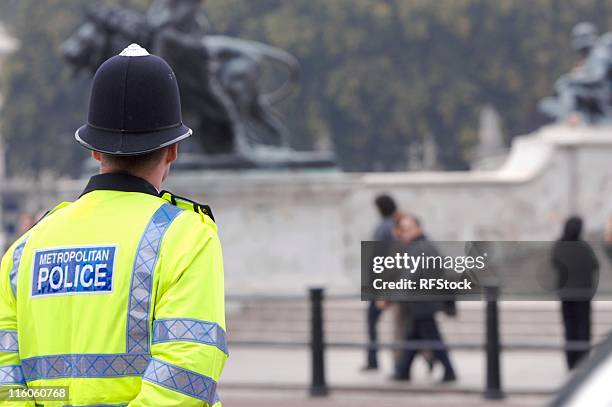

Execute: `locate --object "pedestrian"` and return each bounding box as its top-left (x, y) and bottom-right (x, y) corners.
top-left (16, 212), bottom-right (36, 236)
top-left (0, 44), bottom-right (226, 405)
top-left (363, 194), bottom-right (397, 371)
top-left (552, 216), bottom-right (599, 370)
top-left (392, 213), bottom-right (457, 383)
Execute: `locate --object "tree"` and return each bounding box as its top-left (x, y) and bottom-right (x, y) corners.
top-left (0, 0), bottom-right (147, 177)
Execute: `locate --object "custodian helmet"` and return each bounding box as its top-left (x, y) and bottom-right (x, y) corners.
top-left (75, 43), bottom-right (192, 155)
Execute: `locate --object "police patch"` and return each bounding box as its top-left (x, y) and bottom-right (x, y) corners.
top-left (31, 245), bottom-right (117, 297)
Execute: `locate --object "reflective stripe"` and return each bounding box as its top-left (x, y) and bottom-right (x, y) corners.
top-left (0, 330), bottom-right (18, 353)
top-left (0, 364), bottom-right (25, 385)
top-left (21, 353), bottom-right (149, 381)
top-left (152, 319), bottom-right (228, 355)
top-left (62, 404), bottom-right (128, 407)
top-left (9, 238), bottom-right (28, 296)
top-left (142, 358), bottom-right (217, 404)
top-left (126, 204), bottom-right (182, 354)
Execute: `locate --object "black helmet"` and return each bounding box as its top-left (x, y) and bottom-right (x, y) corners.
top-left (75, 43), bottom-right (192, 155)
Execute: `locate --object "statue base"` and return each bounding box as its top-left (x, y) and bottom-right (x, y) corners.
top-left (174, 148), bottom-right (337, 171)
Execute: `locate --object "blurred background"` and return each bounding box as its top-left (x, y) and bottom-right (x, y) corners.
top-left (4, 0), bottom-right (612, 176)
top-left (5, 1), bottom-right (612, 406)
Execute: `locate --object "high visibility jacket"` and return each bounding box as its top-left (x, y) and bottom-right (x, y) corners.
top-left (0, 173), bottom-right (227, 406)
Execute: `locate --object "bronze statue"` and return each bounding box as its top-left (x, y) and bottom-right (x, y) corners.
top-left (208, 36), bottom-right (300, 149)
top-left (62, 0), bottom-right (322, 168)
top-left (144, 0), bottom-right (239, 155)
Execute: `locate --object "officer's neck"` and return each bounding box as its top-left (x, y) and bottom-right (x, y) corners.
top-left (99, 167), bottom-right (166, 193)
top-left (96, 147), bottom-right (175, 192)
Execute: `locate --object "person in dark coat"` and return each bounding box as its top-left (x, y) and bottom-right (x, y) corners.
top-left (363, 194), bottom-right (397, 371)
top-left (552, 216), bottom-right (599, 370)
top-left (392, 213), bottom-right (457, 382)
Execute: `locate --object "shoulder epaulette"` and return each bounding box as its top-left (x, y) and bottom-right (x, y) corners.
top-left (159, 190), bottom-right (215, 222)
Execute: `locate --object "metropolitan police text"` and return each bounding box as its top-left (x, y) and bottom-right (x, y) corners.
top-left (36, 249), bottom-right (111, 290)
top-left (38, 248), bottom-right (111, 265)
top-left (32, 246), bottom-right (116, 296)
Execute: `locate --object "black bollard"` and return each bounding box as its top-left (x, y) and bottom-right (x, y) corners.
top-left (484, 286), bottom-right (504, 400)
top-left (309, 287), bottom-right (329, 397)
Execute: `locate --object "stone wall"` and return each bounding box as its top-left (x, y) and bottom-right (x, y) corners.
top-left (8, 124), bottom-right (612, 294)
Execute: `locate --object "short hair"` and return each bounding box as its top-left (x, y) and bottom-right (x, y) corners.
top-left (100, 148), bottom-right (167, 174)
top-left (374, 194), bottom-right (397, 218)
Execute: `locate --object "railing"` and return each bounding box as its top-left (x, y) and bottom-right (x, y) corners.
top-left (226, 287), bottom-right (596, 400)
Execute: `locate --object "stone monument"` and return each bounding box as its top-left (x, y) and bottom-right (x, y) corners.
top-left (472, 105), bottom-right (507, 170)
top-left (62, 1), bottom-right (335, 169)
top-left (540, 22), bottom-right (612, 124)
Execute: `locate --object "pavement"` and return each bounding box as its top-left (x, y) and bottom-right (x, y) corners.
top-left (217, 346), bottom-right (568, 406)
top-left (221, 391), bottom-right (547, 407)
top-left (219, 300), bottom-right (607, 406)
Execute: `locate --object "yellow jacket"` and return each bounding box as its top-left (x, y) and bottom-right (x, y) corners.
top-left (0, 173), bottom-right (227, 406)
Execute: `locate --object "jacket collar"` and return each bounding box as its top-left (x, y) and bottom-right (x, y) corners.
top-left (81, 172), bottom-right (159, 197)
top-left (414, 233), bottom-right (427, 242)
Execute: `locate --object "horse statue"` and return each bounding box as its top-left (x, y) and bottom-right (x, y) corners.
top-left (62, 3), bottom-right (300, 165)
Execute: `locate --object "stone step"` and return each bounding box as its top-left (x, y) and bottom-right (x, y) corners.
top-left (226, 299), bottom-right (612, 344)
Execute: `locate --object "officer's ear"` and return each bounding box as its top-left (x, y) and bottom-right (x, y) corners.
top-left (165, 144), bottom-right (178, 164)
top-left (91, 151), bottom-right (102, 162)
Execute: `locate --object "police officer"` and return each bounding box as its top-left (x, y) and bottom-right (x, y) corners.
top-left (0, 44), bottom-right (226, 406)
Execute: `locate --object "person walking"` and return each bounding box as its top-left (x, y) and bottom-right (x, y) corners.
top-left (552, 216), bottom-right (599, 370)
top-left (363, 194), bottom-right (397, 371)
top-left (392, 213), bottom-right (456, 383)
top-left (0, 44), bottom-right (226, 406)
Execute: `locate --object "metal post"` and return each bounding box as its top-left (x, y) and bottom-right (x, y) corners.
top-left (309, 287), bottom-right (328, 397)
top-left (485, 286), bottom-right (504, 400)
